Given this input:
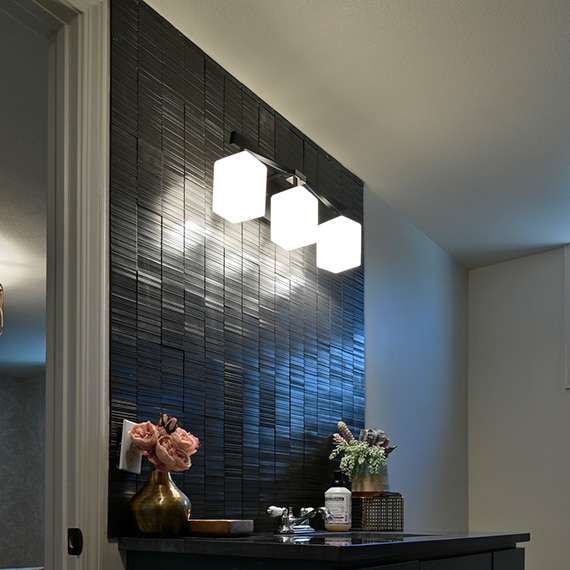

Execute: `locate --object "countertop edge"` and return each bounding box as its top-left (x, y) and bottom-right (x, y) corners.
top-left (119, 531), bottom-right (531, 564)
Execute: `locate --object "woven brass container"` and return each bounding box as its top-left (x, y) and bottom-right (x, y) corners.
top-left (351, 492), bottom-right (404, 531)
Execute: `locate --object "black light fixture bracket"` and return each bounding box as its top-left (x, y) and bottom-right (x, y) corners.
top-left (228, 130), bottom-right (345, 217)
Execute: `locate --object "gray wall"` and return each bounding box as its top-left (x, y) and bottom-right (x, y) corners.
top-left (469, 247), bottom-right (568, 569)
top-left (364, 188), bottom-right (469, 531)
top-left (0, 4), bottom-right (48, 377)
top-left (0, 375), bottom-right (45, 567)
top-left (0, 6), bottom-right (48, 569)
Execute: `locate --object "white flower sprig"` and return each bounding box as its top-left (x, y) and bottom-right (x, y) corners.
top-left (329, 421), bottom-right (392, 481)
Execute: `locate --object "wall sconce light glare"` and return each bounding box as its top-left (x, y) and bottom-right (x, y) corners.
top-left (317, 216), bottom-right (362, 273)
top-left (271, 185), bottom-right (318, 251)
top-left (212, 150), bottom-right (267, 223)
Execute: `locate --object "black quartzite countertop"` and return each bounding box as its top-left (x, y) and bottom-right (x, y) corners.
top-left (119, 530), bottom-right (530, 567)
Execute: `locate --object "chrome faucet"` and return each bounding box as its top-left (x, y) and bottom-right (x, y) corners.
top-left (267, 505), bottom-right (333, 534)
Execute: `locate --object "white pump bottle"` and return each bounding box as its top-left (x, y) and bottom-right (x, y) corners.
top-left (324, 470), bottom-right (351, 531)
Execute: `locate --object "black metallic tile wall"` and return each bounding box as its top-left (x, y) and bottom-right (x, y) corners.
top-left (108, 0), bottom-right (365, 536)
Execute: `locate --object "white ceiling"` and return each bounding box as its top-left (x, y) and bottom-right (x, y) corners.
top-left (147, 0), bottom-right (570, 269)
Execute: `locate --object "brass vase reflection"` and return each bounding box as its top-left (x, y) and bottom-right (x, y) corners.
top-left (131, 469), bottom-right (191, 536)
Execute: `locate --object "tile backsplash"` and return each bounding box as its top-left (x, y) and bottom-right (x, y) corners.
top-left (108, 0), bottom-right (364, 535)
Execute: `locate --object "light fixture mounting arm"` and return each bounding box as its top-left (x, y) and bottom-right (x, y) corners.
top-left (228, 131), bottom-right (345, 217)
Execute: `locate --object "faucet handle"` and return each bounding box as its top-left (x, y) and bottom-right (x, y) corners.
top-left (267, 505), bottom-right (286, 518)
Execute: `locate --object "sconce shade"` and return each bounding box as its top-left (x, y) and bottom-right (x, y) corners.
top-left (270, 185), bottom-right (318, 250)
top-left (212, 151), bottom-right (267, 223)
top-left (316, 216), bottom-right (362, 273)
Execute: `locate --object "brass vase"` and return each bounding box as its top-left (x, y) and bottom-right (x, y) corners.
top-left (131, 469), bottom-right (191, 536)
top-left (351, 461), bottom-right (389, 498)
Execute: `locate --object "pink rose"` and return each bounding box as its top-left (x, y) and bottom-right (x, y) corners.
top-left (145, 448), bottom-right (170, 472)
top-left (155, 434), bottom-right (191, 471)
top-left (158, 413), bottom-right (179, 433)
top-left (171, 428), bottom-right (200, 455)
top-left (130, 421), bottom-right (158, 451)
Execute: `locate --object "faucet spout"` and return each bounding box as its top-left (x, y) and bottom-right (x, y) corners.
top-left (267, 505), bottom-right (333, 534)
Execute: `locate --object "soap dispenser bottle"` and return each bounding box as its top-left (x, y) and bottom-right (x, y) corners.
top-left (324, 470), bottom-right (352, 531)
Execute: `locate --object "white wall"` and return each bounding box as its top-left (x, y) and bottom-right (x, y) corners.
top-left (364, 187), bottom-right (468, 531)
top-left (469, 247), bottom-right (570, 570)
top-left (0, 1), bottom-right (48, 377)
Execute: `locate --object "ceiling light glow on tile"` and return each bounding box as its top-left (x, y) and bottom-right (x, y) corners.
top-left (271, 185), bottom-right (318, 250)
top-left (212, 151), bottom-right (267, 223)
top-left (317, 216), bottom-right (362, 273)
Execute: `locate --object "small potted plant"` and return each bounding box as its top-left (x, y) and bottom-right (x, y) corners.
top-left (329, 421), bottom-right (395, 497)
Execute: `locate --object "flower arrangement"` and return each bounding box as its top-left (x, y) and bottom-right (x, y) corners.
top-left (329, 421), bottom-right (395, 481)
top-left (129, 413), bottom-right (200, 473)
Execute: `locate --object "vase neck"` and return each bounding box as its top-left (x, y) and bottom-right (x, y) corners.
top-left (149, 469), bottom-right (173, 482)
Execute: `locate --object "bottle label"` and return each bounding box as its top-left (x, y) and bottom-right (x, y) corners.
top-left (325, 495), bottom-right (351, 524)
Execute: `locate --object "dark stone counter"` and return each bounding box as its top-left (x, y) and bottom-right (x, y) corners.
top-left (119, 530), bottom-right (530, 569)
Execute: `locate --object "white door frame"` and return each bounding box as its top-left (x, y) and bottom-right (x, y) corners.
top-left (45, 0), bottom-right (119, 568)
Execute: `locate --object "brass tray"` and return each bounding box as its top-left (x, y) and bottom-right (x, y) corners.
top-left (187, 519), bottom-right (254, 537)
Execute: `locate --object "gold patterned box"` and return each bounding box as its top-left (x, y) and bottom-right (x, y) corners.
top-left (351, 492), bottom-right (404, 531)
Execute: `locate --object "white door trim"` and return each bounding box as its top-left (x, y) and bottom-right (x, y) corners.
top-left (45, 1), bottom-right (119, 568)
